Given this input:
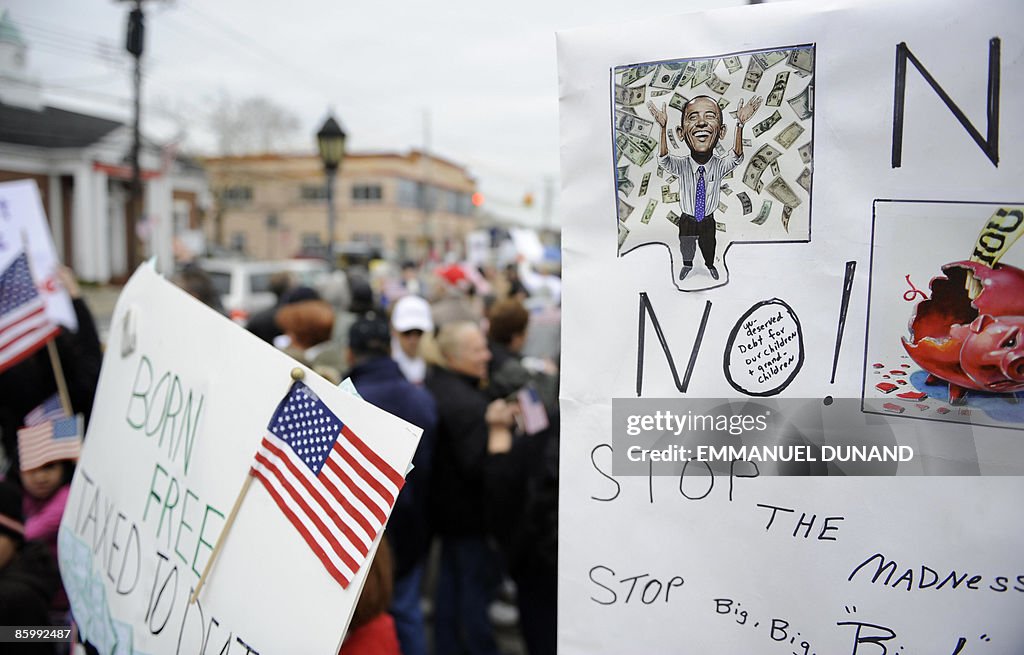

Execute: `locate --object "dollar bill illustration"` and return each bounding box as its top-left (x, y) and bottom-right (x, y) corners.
top-left (752, 51), bottom-right (788, 70)
top-left (774, 122), bottom-right (805, 149)
top-left (782, 205), bottom-right (793, 232)
top-left (620, 65), bottom-right (655, 87)
top-left (797, 166), bottom-right (812, 193)
top-left (737, 191), bottom-right (752, 214)
top-left (621, 133), bottom-right (658, 166)
top-left (718, 97), bottom-right (730, 110)
top-left (669, 92), bottom-right (690, 113)
top-left (657, 165), bottom-right (665, 178)
top-left (715, 221), bottom-right (726, 232)
top-left (721, 184), bottom-right (733, 196)
top-left (717, 201), bottom-right (728, 214)
top-left (743, 144), bottom-right (782, 192)
top-left (661, 185), bottom-right (679, 204)
top-left (724, 56), bottom-right (742, 73)
top-left (798, 140), bottom-right (813, 164)
top-left (770, 160), bottom-right (780, 177)
top-left (618, 222), bottom-right (630, 249)
top-left (668, 130), bottom-right (679, 149)
top-left (743, 57), bottom-right (765, 92)
top-left (650, 89), bottom-right (672, 97)
top-left (787, 48), bottom-right (813, 76)
top-left (765, 71), bottom-right (790, 107)
top-left (618, 197), bottom-right (635, 222)
top-left (724, 170), bottom-right (734, 179)
top-left (618, 176), bottom-right (635, 197)
top-left (742, 139), bottom-right (752, 147)
top-left (666, 210), bottom-right (680, 227)
top-left (615, 84), bottom-right (646, 107)
top-left (766, 176), bottom-right (802, 208)
top-left (617, 165), bottom-right (629, 179)
top-left (706, 73), bottom-right (730, 95)
top-left (650, 64), bottom-right (685, 90)
top-left (639, 172), bottom-right (651, 197)
top-left (616, 110), bottom-right (654, 138)
top-left (665, 174), bottom-right (678, 184)
top-left (715, 143), bottom-right (727, 158)
top-left (642, 200), bottom-right (658, 224)
top-left (787, 82), bottom-right (813, 120)
top-left (690, 59), bottom-right (714, 88)
top-left (751, 110), bottom-right (783, 138)
top-left (750, 200), bottom-right (773, 225)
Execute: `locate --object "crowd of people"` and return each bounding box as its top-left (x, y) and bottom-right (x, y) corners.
top-left (0, 258), bottom-right (561, 655)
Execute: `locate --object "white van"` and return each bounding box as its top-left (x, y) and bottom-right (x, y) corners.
top-left (195, 258), bottom-right (330, 323)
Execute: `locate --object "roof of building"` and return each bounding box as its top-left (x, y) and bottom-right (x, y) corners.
top-left (202, 148), bottom-right (472, 175)
top-left (0, 101), bottom-right (123, 149)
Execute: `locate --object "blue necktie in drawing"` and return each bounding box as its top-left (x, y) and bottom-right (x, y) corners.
top-left (695, 165), bottom-right (706, 222)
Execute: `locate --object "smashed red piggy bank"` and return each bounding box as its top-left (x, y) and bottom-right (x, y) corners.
top-left (902, 260), bottom-right (1024, 404)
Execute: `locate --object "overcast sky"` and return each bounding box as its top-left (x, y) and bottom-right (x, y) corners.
top-left (6, 0), bottom-right (745, 226)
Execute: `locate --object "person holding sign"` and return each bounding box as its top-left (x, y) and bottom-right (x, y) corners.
top-left (648, 94), bottom-right (762, 281)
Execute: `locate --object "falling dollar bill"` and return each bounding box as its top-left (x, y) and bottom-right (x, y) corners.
top-left (715, 143), bottom-right (727, 158)
top-left (669, 92), bottom-right (690, 113)
top-left (618, 222), bottom-right (630, 249)
top-left (721, 184), bottom-right (733, 196)
top-left (787, 82), bottom-right (813, 120)
top-left (618, 176), bottom-right (635, 197)
top-left (616, 110), bottom-right (654, 138)
top-left (724, 56), bottom-right (742, 73)
top-left (752, 51), bottom-right (788, 70)
top-left (706, 73), bottom-right (730, 95)
top-left (661, 185), bottom-right (679, 204)
top-left (765, 71), bottom-right (790, 107)
top-left (650, 89), bottom-right (672, 97)
top-left (717, 201), bottom-right (728, 214)
top-left (665, 174), bottom-right (678, 184)
top-left (666, 210), bottom-right (680, 227)
top-left (718, 97), bottom-right (730, 110)
top-left (618, 197), bottom-right (635, 221)
top-left (657, 165), bottom-right (665, 178)
top-left (766, 176), bottom-right (802, 208)
top-left (798, 140), bottom-right (813, 164)
top-left (617, 165), bottom-right (629, 179)
top-left (797, 166), bottom-right (812, 193)
top-left (770, 161), bottom-right (780, 177)
top-left (715, 221), bottom-right (726, 232)
top-left (690, 59), bottom-right (714, 88)
top-left (743, 144), bottom-right (782, 192)
top-left (751, 110), bottom-right (783, 138)
top-left (742, 139), bottom-right (752, 147)
top-left (668, 130), bottom-right (679, 149)
top-left (737, 192), bottom-right (752, 214)
top-left (650, 64), bottom-right (685, 90)
top-left (723, 170), bottom-right (734, 179)
top-left (782, 205), bottom-right (793, 232)
top-left (621, 133), bottom-right (658, 166)
top-left (642, 200), bottom-right (658, 224)
top-left (615, 84), bottom-right (647, 107)
top-left (774, 122), bottom-right (805, 149)
top-left (743, 57), bottom-right (765, 92)
top-left (638, 172), bottom-right (651, 197)
top-left (787, 48), bottom-right (814, 76)
top-left (750, 200), bottom-right (773, 225)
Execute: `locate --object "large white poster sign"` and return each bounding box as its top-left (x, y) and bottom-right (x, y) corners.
top-left (558, 0), bottom-right (1023, 652)
top-left (57, 264), bottom-right (421, 654)
top-left (0, 179), bottom-right (77, 330)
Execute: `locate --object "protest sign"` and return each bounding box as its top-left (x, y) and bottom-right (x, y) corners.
top-left (57, 264), bottom-right (421, 654)
top-left (558, 0), bottom-right (1024, 652)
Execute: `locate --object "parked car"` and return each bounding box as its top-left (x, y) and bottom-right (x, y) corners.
top-left (195, 258), bottom-right (330, 323)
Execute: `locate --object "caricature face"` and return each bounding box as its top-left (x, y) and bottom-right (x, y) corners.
top-left (677, 96), bottom-right (726, 156)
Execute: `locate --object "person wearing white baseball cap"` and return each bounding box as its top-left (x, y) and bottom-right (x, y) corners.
top-left (391, 295), bottom-right (435, 384)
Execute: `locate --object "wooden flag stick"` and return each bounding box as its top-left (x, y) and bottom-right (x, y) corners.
top-left (46, 341), bottom-right (73, 416)
top-left (190, 473), bottom-right (253, 604)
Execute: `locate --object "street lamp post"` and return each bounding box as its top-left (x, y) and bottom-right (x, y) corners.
top-left (316, 114), bottom-right (347, 269)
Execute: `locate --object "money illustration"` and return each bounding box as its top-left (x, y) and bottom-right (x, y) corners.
top-left (766, 176), bottom-right (802, 208)
top-left (657, 165), bottom-right (665, 178)
top-left (668, 130), bottom-right (679, 149)
top-left (750, 200), bottom-right (773, 225)
top-left (717, 201), bottom-right (728, 214)
top-left (787, 48), bottom-right (813, 76)
top-left (620, 65), bottom-right (655, 87)
top-left (743, 144), bottom-right (782, 192)
top-left (797, 166), bottom-right (812, 193)
top-left (718, 97), bottom-right (730, 110)
top-left (650, 90), bottom-right (672, 97)
top-left (782, 205), bottom-right (793, 232)
top-left (715, 221), bottom-right (726, 233)
top-left (752, 51), bottom-right (788, 70)
top-left (723, 170), bottom-right (734, 179)
top-left (617, 165), bottom-right (629, 179)
top-left (787, 82), bottom-right (813, 120)
top-left (737, 192), bottom-right (752, 214)
top-left (642, 200), bottom-right (658, 224)
top-left (724, 56), bottom-right (742, 73)
top-left (798, 141), bottom-right (813, 164)
top-left (618, 197), bottom-right (635, 221)
top-left (639, 172), bottom-right (651, 197)
top-left (715, 143), bottom-right (727, 158)
top-left (751, 110), bottom-right (783, 138)
top-left (690, 59), bottom-right (714, 88)
top-left (742, 139), bottom-right (752, 147)
top-left (665, 174), bottom-right (678, 184)
top-left (650, 64), bottom-right (685, 90)
top-left (621, 133), bottom-right (658, 166)
top-left (615, 84), bottom-right (646, 107)
top-left (706, 73), bottom-right (730, 95)
top-left (661, 185), bottom-right (679, 204)
top-left (666, 210), bottom-right (680, 227)
top-left (721, 184), bottom-right (733, 196)
top-left (669, 92), bottom-right (690, 113)
top-left (742, 57), bottom-right (765, 92)
top-left (774, 122), bottom-right (805, 149)
top-left (618, 176), bottom-right (634, 197)
top-left (765, 72), bottom-right (790, 107)
top-left (615, 110), bottom-right (654, 138)
top-left (770, 161), bottom-right (780, 177)
top-left (618, 222), bottom-right (630, 249)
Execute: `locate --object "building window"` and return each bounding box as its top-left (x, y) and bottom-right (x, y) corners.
top-left (300, 185), bottom-right (328, 202)
top-left (301, 233), bottom-right (323, 250)
top-left (221, 186), bottom-right (252, 206)
top-left (397, 179), bottom-right (419, 208)
top-left (229, 232), bottom-right (246, 252)
top-left (352, 184), bottom-right (383, 204)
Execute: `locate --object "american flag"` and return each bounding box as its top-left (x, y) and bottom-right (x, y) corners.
top-left (517, 386), bottom-right (550, 435)
top-left (250, 381), bottom-right (404, 588)
top-left (0, 252), bottom-right (59, 373)
top-left (17, 414), bottom-right (82, 471)
top-left (24, 393), bottom-right (65, 427)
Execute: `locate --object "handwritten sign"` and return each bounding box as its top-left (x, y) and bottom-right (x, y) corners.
top-left (558, 0), bottom-right (1024, 653)
top-left (57, 264), bottom-right (421, 654)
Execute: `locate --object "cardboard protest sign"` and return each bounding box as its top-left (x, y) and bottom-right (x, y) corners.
top-left (558, 0), bottom-right (1024, 652)
top-left (0, 179), bottom-right (77, 331)
top-left (57, 264), bottom-right (421, 654)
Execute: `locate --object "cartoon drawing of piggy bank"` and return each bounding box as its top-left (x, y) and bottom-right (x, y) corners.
top-left (903, 261), bottom-right (1024, 404)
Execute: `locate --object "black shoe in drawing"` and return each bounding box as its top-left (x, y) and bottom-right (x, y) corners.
top-left (679, 265), bottom-right (693, 280)
top-left (708, 266), bottom-right (720, 280)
